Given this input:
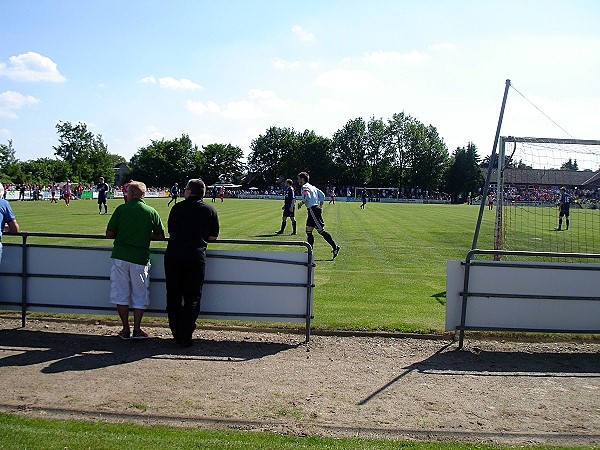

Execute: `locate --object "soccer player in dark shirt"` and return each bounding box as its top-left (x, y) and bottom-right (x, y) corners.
top-left (275, 179), bottom-right (297, 235)
top-left (96, 177), bottom-right (109, 214)
top-left (556, 186), bottom-right (571, 231)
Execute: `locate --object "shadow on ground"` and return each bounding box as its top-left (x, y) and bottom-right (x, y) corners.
top-left (359, 342), bottom-right (600, 405)
top-left (0, 328), bottom-right (300, 374)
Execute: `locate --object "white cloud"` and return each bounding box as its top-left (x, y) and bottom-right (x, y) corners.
top-left (193, 132), bottom-right (224, 146)
top-left (187, 91), bottom-right (285, 119)
top-left (292, 25), bottom-right (315, 42)
top-left (0, 128), bottom-right (10, 139)
top-left (271, 57), bottom-right (301, 70)
top-left (0, 91), bottom-right (39, 119)
top-left (138, 75), bottom-right (156, 84)
top-left (158, 77), bottom-right (202, 90)
top-left (186, 100), bottom-right (208, 115)
top-left (248, 89), bottom-right (288, 109)
top-left (222, 101), bottom-right (265, 120)
top-left (315, 69), bottom-right (376, 92)
top-left (187, 100), bottom-right (221, 115)
top-left (0, 52), bottom-right (66, 83)
top-left (138, 75), bottom-right (202, 90)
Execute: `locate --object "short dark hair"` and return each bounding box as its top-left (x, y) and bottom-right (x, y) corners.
top-left (285, 178), bottom-right (293, 186)
top-left (185, 179), bottom-right (205, 197)
top-left (297, 171), bottom-right (309, 183)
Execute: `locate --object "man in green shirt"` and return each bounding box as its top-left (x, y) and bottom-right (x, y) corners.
top-left (106, 181), bottom-right (165, 340)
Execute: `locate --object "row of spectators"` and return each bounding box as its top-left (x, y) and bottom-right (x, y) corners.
top-left (3, 182), bottom-right (451, 203)
top-left (483, 186), bottom-right (600, 209)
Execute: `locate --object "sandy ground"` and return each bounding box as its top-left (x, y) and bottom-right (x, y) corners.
top-left (0, 315), bottom-right (599, 446)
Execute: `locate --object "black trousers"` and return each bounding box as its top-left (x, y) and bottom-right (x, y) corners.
top-left (164, 258), bottom-right (205, 342)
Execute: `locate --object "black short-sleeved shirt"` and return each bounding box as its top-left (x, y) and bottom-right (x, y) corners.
top-left (96, 182), bottom-right (109, 200)
top-left (165, 196), bottom-right (219, 263)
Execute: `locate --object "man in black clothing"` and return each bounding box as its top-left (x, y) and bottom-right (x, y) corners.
top-left (168, 182), bottom-right (179, 206)
top-left (164, 179), bottom-right (219, 347)
top-left (96, 176), bottom-right (109, 214)
top-left (555, 186), bottom-right (571, 231)
top-left (275, 179), bottom-right (297, 235)
top-left (360, 188), bottom-right (368, 209)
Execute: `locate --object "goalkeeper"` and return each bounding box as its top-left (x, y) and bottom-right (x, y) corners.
top-left (555, 186), bottom-right (571, 231)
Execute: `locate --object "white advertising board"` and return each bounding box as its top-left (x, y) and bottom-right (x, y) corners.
top-left (446, 260), bottom-right (600, 332)
top-left (0, 244), bottom-right (313, 324)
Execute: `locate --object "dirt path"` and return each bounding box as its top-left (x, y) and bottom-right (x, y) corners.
top-left (0, 316), bottom-right (599, 446)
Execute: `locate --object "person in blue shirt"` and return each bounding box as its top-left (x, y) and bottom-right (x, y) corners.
top-left (0, 183), bottom-right (20, 263)
top-left (555, 186), bottom-right (571, 231)
top-left (296, 172), bottom-right (340, 259)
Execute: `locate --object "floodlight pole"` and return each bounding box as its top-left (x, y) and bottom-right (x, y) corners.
top-left (470, 79), bottom-right (511, 251)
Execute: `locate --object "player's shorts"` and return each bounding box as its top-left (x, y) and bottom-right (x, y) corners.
top-left (559, 207), bottom-right (570, 217)
top-left (282, 205), bottom-right (295, 218)
top-left (64, 193), bottom-right (71, 200)
top-left (98, 195), bottom-right (107, 204)
top-left (109, 258), bottom-right (151, 309)
top-left (306, 205), bottom-right (325, 231)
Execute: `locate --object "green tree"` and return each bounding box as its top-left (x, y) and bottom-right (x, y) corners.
top-left (201, 143), bottom-right (245, 185)
top-left (444, 142), bottom-right (483, 203)
top-left (331, 118), bottom-right (368, 186)
top-left (366, 116), bottom-right (395, 186)
top-left (385, 112), bottom-right (412, 191)
top-left (19, 158), bottom-right (72, 185)
top-left (295, 130), bottom-right (332, 185)
top-left (0, 139), bottom-right (17, 169)
top-left (405, 124), bottom-right (449, 193)
top-left (0, 139), bottom-right (20, 184)
top-left (247, 127), bottom-right (298, 188)
top-left (53, 121), bottom-right (113, 183)
top-left (561, 158), bottom-right (579, 171)
top-left (130, 134), bottom-right (200, 187)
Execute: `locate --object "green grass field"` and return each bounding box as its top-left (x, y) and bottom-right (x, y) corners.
top-left (4, 197), bottom-right (497, 333)
top-left (2, 200), bottom-right (593, 449)
top-left (0, 413), bottom-right (583, 450)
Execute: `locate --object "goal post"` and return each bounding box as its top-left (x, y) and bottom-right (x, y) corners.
top-left (485, 136), bottom-right (600, 260)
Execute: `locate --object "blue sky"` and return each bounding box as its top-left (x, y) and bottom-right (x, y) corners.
top-left (1, 0), bottom-right (600, 165)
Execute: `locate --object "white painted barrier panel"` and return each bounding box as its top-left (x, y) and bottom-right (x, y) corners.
top-left (0, 244), bottom-right (313, 325)
top-left (446, 260), bottom-right (600, 332)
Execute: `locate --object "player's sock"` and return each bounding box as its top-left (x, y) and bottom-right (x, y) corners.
top-left (277, 221), bottom-right (286, 234)
top-left (566, 219), bottom-right (569, 230)
top-left (321, 230), bottom-right (336, 249)
top-left (306, 231), bottom-right (314, 247)
top-left (292, 221), bottom-right (297, 234)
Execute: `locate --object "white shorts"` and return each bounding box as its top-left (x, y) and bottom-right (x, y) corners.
top-left (109, 259), bottom-right (151, 310)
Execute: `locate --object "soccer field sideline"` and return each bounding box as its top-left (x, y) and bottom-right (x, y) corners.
top-left (5, 198), bottom-right (496, 333)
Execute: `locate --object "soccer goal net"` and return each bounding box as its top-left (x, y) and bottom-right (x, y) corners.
top-left (490, 136), bottom-right (600, 261)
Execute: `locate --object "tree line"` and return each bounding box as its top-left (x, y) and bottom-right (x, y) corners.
top-left (1, 114), bottom-right (486, 202)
